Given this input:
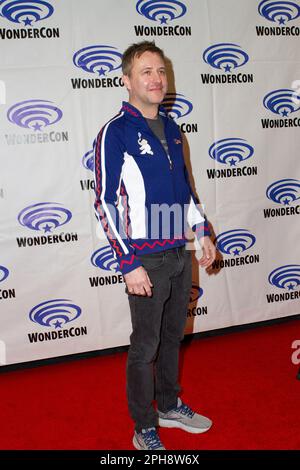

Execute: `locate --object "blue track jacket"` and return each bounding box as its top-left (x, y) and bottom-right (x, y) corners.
top-left (94, 101), bottom-right (210, 275)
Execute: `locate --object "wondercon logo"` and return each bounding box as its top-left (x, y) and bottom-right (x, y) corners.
top-left (209, 138), bottom-right (254, 166)
top-left (203, 43), bottom-right (249, 73)
top-left (7, 99), bottom-right (63, 131)
top-left (82, 149), bottom-right (94, 172)
top-left (266, 179), bottom-right (300, 205)
top-left (73, 45), bottom-right (122, 76)
top-left (29, 299), bottom-right (81, 329)
top-left (258, 0), bottom-right (300, 25)
top-left (91, 246), bottom-right (120, 273)
top-left (136, 0), bottom-right (187, 24)
top-left (215, 229), bottom-right (256, 256)
top-left (18, 202), bottom-right (72, 233)
top-left (269, 265), bottom-right (300, 290)
top-left (0, 265), bottom-right (9, 283)
top-left (0, 0), bottom-right (54, 26)
top-left (162, 93), bottom-right (193, 119)
top-left (263, 89), bottom-right (300, 116)
top-left (190, 285), bottom-right (203, 303)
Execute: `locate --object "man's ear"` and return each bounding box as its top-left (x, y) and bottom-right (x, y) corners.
top-left (122, 74), bottom-right (131, 91)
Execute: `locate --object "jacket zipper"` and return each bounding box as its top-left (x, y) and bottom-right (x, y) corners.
top-left (166, 153), bottom-right (173, 170)
top-left (162, 118), bottom-right (173, 171)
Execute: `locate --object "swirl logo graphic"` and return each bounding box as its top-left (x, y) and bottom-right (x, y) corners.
top-left (258, 0), bottom-right (300, 25)
top-left (209, 138), bottom-right (254, 166)
top-left (136, 0), bottom-right (187, 24)
top-left (266, 179), bottom-right (300, 205)
top-left (29, 299), bottom-right (81, 329)
top-left (7, 99), bottom-right (62, 131)
top-left (190, 285), bottom-right (203, 303)
top-left (203, 43), bottom-right (249, 73)
top-left (0, 265), bottom-right (9, 283)
top-left (269, 265), bottom-right (300, 290)
top-left (18, 202), bottom-right (72, 233)
top-left (73, 45), bottom-right (122, 77)
top-left (215, 229), bottom-right (256, 256)
top-left (0, 0), bottom-right (54, 26)
top-left (82, 149), bottom-right (94, 172)
top-left (162, 93), bottom-right (193, 119)
top-left (263, 89), bottom-right (300, 116)
top-left (91, 246), bottom-right (120, 273)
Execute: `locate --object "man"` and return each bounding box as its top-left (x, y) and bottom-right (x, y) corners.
top-left (94, 41), bottom-right (216, 450)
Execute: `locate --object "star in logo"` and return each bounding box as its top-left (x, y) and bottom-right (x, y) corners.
top-left (43, 224), bottom-right (52, 233)
top-left (54, 320), bottom-right (63, 329)
top-left (233, 248), bottom-right (240, 256)
top-left (228, 158), bottom-right (237, 167)
top-left (98, 67), bottom-right (106, 76)
top-left (282, 198), bottom-right (290, 206)
top-left (160, 15), bottom-right (168, 24)
top-left (287, 283), bottom-right (295, 291)
top-left (281, 109), bottom-right (288, 117)
top-left (224, 64), bottom-right (231, 73)
top-left (278, 17), bottom-right (286, 26)
top-left (23, 17), bottom-right (33, 26)
top-left (33, 122), bottom-right (42, 131)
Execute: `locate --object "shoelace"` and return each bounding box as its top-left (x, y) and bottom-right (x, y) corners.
top-left (176, 402), bottom-right (195, 418)
top-left (142, 428), bottom-right (163, 450)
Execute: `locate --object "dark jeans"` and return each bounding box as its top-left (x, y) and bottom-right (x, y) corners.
top-left (126, 245), bottom-right (192, 432)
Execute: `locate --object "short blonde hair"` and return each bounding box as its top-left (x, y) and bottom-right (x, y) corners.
top-left (122, 41), bottom-right (165, 76)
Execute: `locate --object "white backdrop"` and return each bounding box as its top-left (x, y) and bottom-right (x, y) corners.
top-left (0, 0), bottom-right (300, 366)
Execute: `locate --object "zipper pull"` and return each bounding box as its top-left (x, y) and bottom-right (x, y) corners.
top-left (167, 154), bottom-right (173, 170)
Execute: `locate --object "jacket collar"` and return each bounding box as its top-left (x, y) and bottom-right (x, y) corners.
top-left (121, 101), bottom-right (168, 127)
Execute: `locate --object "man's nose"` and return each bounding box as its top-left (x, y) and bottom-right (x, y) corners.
top-left (152, 71), bottom-right (162, 82)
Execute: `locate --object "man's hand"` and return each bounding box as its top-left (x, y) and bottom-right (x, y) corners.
top-left (198, 236), bottom-right (216, 268)
top-left (124, 266), bottom-right (153, 297)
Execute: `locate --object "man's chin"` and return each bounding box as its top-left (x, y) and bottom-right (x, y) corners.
top-left (148, 94), bottom-right (166, 105)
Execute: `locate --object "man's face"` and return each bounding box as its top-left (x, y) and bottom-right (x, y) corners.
top-left (122, 51), bottom-right (168, 110)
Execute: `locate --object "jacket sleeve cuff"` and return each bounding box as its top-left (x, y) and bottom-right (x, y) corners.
top-left (118, 254), bottom-right (142, 275)
top-left (193, 221), bottom-right (211, 239)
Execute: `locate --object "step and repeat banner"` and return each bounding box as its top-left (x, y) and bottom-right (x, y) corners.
top-left (0, 0), bottom-right (300, 366)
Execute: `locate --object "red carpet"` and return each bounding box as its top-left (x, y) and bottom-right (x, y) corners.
top-left (0, 318), bottom-right (300, 450)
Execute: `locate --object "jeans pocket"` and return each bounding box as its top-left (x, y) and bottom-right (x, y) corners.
top-left (137, 252), bottom-right (166, 271)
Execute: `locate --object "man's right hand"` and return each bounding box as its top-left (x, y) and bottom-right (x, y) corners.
top-left (124, 266), bottom-right (153, 297)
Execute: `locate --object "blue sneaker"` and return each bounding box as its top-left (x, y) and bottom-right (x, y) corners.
top-left (133, 427), bottom-right (166, 450)
top-left (158, 398), bottom-right (212, 434)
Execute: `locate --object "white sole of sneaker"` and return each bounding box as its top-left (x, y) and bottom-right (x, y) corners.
top-left (158, 418), bottom-right (212, 434)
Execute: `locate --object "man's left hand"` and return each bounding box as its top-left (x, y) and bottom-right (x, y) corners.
top-left (198, 236), bottom-right (216, 268)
